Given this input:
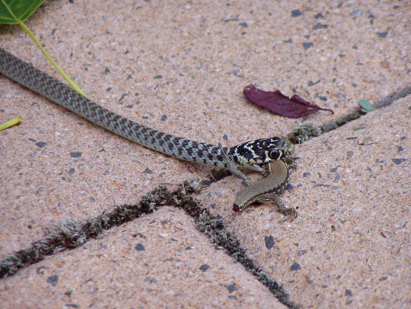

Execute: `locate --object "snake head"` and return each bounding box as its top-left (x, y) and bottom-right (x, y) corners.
top-left (234, 137), bottom-right (295, 170)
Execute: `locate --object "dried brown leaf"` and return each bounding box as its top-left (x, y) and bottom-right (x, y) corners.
top-left (243, 85), bottom-right (334, 118)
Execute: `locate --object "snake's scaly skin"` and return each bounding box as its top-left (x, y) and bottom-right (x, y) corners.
top-left (0, 48), bottom-right (293, 169)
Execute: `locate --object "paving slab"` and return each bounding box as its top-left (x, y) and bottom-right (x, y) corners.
top-left (0, 0), bottom-right (410, 308)
top-left (198, 96), bottom-right (411, 308)
top-left (0, 207), bottom-right (283, 308)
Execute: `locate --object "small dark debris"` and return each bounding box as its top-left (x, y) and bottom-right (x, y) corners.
top-left (154, 75), bottom-right (163, 79)
top-left (143, 167), bottom-right (153, 174)
top-left (51, 29), bottom-right (57, 35)
top-left (314, 184), bottom-right (330, 188)
top-left (160, 220), bottom-right (168, 225)
top-left (332, 174), bottom-right (341, 182)
top-left (161, 115), bottom-right (168, 121)
top-left (264, 235), bottom-right (275, 249)
top-left (308, 80), bottom-right (320, 86)
top-left (347, 151), bottom-right (354, 158)
top-left (223, 134), bottom-right (228, 141)
top-left (225, 283), bottom-right (238, 293)
top-left (319, 96), bottom-right (327, 101)
top-left (283, 38), bottom-right (293, 43)
top-left (69, 168), bottom-right (75, 175)
top-left (303, 42), bottom-right (314, 50)
top-left (126, 105), bottom-right (134, 109)
top-left (107, 87), bottom-right (112, 92)
top-left (330, 166), bottom-right (339, 172)
top-left (379, 276), bottom-right (388, 281)
top-left (36, 187), bottom-right (46, 195)
top-left (104, 67), bottom-right (110, 74)
top-left (135, 243), bottom-right (145, 251)
top-left (127, 75), bottom-right (132, 80)
top-left (35, 142), bottom-right (47, 148)
top-left (291, 9), bottom-right (302, 17)
top-left (228, 295), bottom-right (237, 300)
top-left (303, 172), bottom-right (310, 177)
top-left (47, 275), bottom-right (58, 286)
top-left (64, 290), bottom-right (73, 297)
top-left (313, 23), bottom-right (328, 30)
top-left (65, 304), bottom-right (79, 308)
top-left (392, 158), bottom-right (407, 165)
top-left (396, 146), bottom-right (404, 152)
top-left (346, 300), bottom-right (353, 305)
top-left (346, 137), bottom-right (357, 140)
top-left (224, 18), bottom-right (238, 22)
top-left (211, 203), bottom-right (216, 209)
top-left (37, 266), bottom-right (46, 274)
top-left (199, 264), bottom-right (210, 271)
top-left (314, 13), bottom-right (324, 19)
top-left (70, 152), bottom-right (82, 158)
top-left (239, 22), bottom-right (248, 28)
top-left (352, 127), bottom-right (366, 131)
top-left (185, 246), bottom-right (192, 250)
top-left (345, 289), bottom-right (353, 296)
top-left (290, 262), bottom-right (301, 271)
top-left (377, 31), bottom-right (388, 38)
top-left (119, 93), bottom-right (128, 102)
top-left (29, 138), bottom-right (36, 142)
top-left (297, 250), bottom-right (307, 256)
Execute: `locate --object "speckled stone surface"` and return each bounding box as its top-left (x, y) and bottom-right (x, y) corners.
top-left (0, 0), bottom-right (410, 308)
top-left (200, 96), bottom-right (410, 308)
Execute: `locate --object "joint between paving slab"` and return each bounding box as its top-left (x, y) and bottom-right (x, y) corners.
top-left (291, 86), bottom-right (411, 144)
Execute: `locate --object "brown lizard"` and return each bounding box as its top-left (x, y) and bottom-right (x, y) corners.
top-left (233, 157), bottom-right (297, 221)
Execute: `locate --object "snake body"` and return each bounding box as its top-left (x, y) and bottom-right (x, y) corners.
top-left (0, 48), bottom-right (294, 171)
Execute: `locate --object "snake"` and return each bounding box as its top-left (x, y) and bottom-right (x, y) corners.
top-left (0, 47), bottom-right (294, 179)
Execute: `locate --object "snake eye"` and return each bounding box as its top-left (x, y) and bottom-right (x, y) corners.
top-left (268, 149), bottom-right (282, 160)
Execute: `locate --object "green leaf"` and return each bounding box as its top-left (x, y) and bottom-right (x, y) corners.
top-left (0, 0), bottom-right (89, 99)
top-left (0, 0), bottom-right (45, 24)
top-left (359, 99), bottom-right (377, 112)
